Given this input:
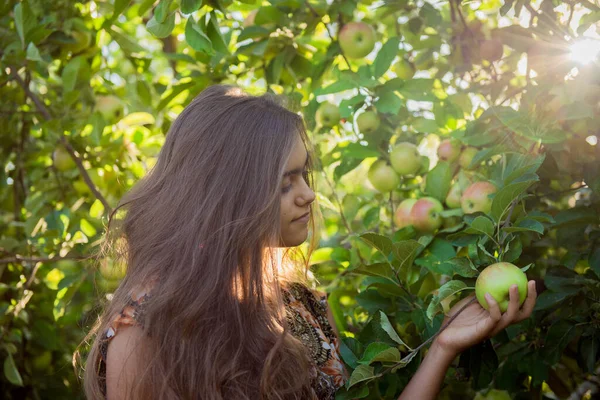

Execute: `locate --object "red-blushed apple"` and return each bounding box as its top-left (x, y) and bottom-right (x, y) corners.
top-left (445, 182), bottom-right (463, 209)
top-left (390, 142), bottom-right (422, 176)
top-left (461, 181), bottom-right (497, 214)
top-left (356, 111), bottom-right (380, 134)
top-left (339, 22), bottom-right (376, 59)
top-left (475, 262), bottom-right (528, 313)
top-left (53, 146), bottom-right (75, 172)
top-left (316, 102), bottom-right (340, 127)
top-left (459, 146), bottom-right (478, 170)
top-left (394, 198), bottom-right (417, 228)
top-left (368, 160), bottom-right (400, 192)
top-left (410, 197), bottom-right (443, 232)
top-left (393, 59), bottom-right (415, 80)
top-left (437, 139), bottom-right (462, 162)
top-left (479, 39), bottom-right (504, 62)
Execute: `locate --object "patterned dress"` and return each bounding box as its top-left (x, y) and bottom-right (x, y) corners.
top-left (98, 282), bottom-right (348, 399)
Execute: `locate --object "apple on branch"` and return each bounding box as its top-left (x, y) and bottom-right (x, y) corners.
top-left (461, 181), bottom-right (497, 214)
top-left (338, 22), bottom-right (376, 59)
top-left (394, 198), bottom-right (417, 229)
top-left (356, 111), bottom-right (380, 134)
top-left (393, 59), bottom-right (415, 80)
top-left (315, 102), bottom-right (340, 128)
top-left (437, 138), bottom-right (462, 162)
top-left (390, 142), bottom-right (422, 176)
top-left (445, 182), bottom-right (463, 209)
top-left (458, 146), bottom-right (479, 170)
top-left (368, 160), bottom-right (400, 192)
top-left (410, 197), bottom-right (443, 232)
top-left (53, 146), bottom-right (76, 172)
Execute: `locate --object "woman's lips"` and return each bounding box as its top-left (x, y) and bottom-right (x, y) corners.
top-left (293, 212), bottom-right (310, 224)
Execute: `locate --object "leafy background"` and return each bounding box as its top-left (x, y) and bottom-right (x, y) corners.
top-left (0, 0), bottom-right (599, 398)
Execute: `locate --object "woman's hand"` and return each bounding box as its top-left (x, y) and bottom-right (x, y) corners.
top-left (434, 280), bottom-right (537, 357)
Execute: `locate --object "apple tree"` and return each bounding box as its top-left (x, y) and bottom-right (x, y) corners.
top-left (0, 0), bottom-right (599, 399)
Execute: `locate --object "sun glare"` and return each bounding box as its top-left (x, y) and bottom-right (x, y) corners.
top-left (570, 39), bottom-right (600, 64)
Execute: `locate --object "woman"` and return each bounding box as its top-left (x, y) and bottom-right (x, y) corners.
top-left (81, 85), bottom-right (537, 399)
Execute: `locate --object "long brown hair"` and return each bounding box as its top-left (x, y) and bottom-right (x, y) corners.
top-left (79, 85), bottom-right (319, 399)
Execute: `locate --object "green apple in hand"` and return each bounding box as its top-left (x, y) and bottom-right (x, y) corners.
top-left (475, 262), bottom-right (528, 313)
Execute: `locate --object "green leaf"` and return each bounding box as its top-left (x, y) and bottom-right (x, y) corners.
top-left (348, 364), bottom-right (375, 388)
top-left (392, 240), bottom-right (423, 272)
top-left (579, 336), bottom-right (599, 373)
top-left (544, 320), bottom-right (578, 365)
top-left (26, 42), bottom-right (43, 62)
top-left (437, 257), bottom-right (478, 278)
top-left (378, 311), bottom-right (411, 348)
top-left (469, 339), bottom-right (499, 389)
top-left (109, 27), bottom-right (146, 54)
top-left (504, 218), bottom-right (544, 234)
top-left (427, 280), bottom-right (468, 319)
top-left (336, 143), bottom-right (379, 159)
top-left (3, 353), bottom-right (23, 386)
top-left (207, 13), bottom-right (229, 54)
top-left (154, 0), bottom-right (172, 23)
top-left (13, 1), bottom-right (35, 48)
top-left (146, 11), bottom-right (176, 38)
top-left (181, 0), bottom-right (202, 14)
top-left (424, 161), bottom-right (453, 202)
top-left (339, 338), bottom-right (361, 369)
top-left (360, 233), bottom-right (393, 256)
top-left (354, 263), bottom-right (397, 283)
top-left (465, 216), bottom-right (495, 239)
top-left (491, 179), bottom-right (537, 222)
top-left (375, 90), bottom-right (403, 114)
top-left (371, 347), bottom-right (401, 364)
top-left (589, 247), bottom-right (600, 278)
top-left (358, 342), bottom-right (392, 364)
top-left (185, 17), bottom-right (214, 54)
top-left (315, 80), bottom-right (357, 96)
top-left (373, 37), bottom-right (400, 79)
top-left (112, 0), bottom-right (132, 20)
top-left (238, 26), bottom-right (270, 42)
top-left (62, 56), bottom-right (89, 93)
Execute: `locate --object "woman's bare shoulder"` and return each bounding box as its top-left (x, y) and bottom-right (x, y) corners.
top-left (106, 325), bottom-right (149, 399)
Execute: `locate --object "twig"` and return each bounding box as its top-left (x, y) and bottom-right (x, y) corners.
top-left (304, 2), bottom-right (352, 71)
top-left (0, 254), bottom-right (93, 265)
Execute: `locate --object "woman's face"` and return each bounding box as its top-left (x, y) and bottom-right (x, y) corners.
top-left (279, 134), bottom-right (315, 247)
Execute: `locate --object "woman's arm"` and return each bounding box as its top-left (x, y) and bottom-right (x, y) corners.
top-left (397, 339), bottom-right (455, 400)
top-left (397, 281), bottom-right (537, 400)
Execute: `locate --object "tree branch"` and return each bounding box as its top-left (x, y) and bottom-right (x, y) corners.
top-left (11, 69), bottom-right (113, 213)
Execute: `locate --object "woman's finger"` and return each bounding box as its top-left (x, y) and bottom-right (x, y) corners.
top-left (515, 280), bottom-right (537, 322)
top-left (484, 293), bottom-right (502, 323)
top-left (502, 285), bottom-right (520, 323)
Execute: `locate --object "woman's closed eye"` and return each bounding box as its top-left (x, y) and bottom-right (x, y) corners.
top-left (281, 169), bottom-right (310, 194)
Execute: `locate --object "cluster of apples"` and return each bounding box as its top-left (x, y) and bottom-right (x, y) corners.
top-left (368, 138), bottom-right (499, 234)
